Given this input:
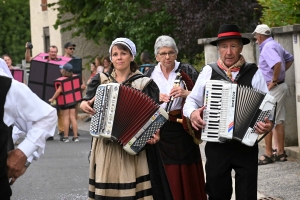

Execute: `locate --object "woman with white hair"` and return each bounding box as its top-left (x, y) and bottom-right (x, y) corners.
top-left (144, 35), bottom-right (207, 200)
top-left (80, 38), bottom-right (173, 200)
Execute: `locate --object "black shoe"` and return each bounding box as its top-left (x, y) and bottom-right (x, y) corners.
top-left (46, 136), bottom-right (54, 141)
top-left (68, 127), bottom-right (80, 136)
top-left (85, 117), bottom-right (91, 122)
top-left (59, 134), bottom-right (64, 142)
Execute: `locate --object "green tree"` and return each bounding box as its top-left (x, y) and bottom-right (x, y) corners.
top-left (50, 0), bottom-right (262, 68)
top-left (51, 0), bottom-right (174, 61)
top-left (0, 0), bottom-right (31, 65)
top-left (258, 0), bottom-right (300, 26)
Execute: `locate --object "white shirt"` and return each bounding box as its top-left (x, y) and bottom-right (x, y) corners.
top-left (1, 70), bottom-right (57, 162)
top-left (150, 61), bottom-right (184, 111)
top-left (183, 64), bottom-right (269, 118)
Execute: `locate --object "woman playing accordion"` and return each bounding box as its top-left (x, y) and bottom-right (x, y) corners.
top-left (80, 38), bottom-right (173, 200)
top-left (144, 35), bottom-right (207, 200)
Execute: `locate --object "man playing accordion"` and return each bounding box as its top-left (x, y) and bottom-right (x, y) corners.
top-left (183, 24), bottom-right (274, 200)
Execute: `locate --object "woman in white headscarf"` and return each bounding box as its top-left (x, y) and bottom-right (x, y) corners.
top-left (80, 38), bottom-right (173, 200)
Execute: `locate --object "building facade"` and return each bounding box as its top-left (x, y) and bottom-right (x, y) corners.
top-left (29, 0), bottom-right (109, 82)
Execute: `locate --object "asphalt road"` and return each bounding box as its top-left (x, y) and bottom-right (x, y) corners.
top-left (11, 129), bottom-right (91, 200)
top-left (10, 117), bottom-right (300, 200)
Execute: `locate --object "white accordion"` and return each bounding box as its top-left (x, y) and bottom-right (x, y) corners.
top-left (201, 80), bottom-right (276, 146)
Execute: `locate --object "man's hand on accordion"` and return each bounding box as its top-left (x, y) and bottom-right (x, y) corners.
top-left (80, 99), bottom-right (96, 114)
top-left (190, 106), bottom-right (206, 131)
top-left (147, 129), bottom-right (160, 145)
top-left (254, 117), bottom-right (274, 134)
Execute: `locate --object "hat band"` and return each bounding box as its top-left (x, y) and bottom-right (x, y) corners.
top-left (218, 32), bottom-right (241, 38)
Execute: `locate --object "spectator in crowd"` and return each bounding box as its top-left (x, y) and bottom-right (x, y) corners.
top-left (84, 62), bottom-right (98, 122)
top-left (2, 54), bottom-right (18, 69)
top-left (2, 54), bottom-right (26, 84)
top-left (0, 58), bottom-right (13, 78)
top-left (183, 24), bottom-right (274, 200)
top-left (102, 55), bottom-right (112, 73)
top-left (49, 63), bottom-right (79, 142)
top-left (253, 24), bottom-right (294, 165)
top-left (95, 56), bottom-right (104, 73)
top-left (139, 50), bottom-right (155, 73)
top-left (25, 43), bottom-right (60, 62)
top-left (63, 42), bottom-right (76, 58)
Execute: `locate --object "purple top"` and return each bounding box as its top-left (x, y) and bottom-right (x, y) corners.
top-left (258, 37), bottom-right (294, 83)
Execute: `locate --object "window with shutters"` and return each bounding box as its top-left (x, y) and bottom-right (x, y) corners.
top-left (41, 0), bottom-right (47, 11)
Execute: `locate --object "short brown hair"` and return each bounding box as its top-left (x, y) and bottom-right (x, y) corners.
top-left (49, 45), bottom-right (58, 53)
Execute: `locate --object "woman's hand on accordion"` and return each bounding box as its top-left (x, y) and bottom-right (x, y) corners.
top-left (147, 129), bottom-right (160, 145)
top-left (190, 106), bottom-right (206, 131)
top-left (80, 99), bottom-right (96, 114)
top-left (255, 117), bottom-right (274, 134)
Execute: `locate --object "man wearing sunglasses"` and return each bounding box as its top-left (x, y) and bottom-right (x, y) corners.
top-left (63, 42), bottom-right (76, 58)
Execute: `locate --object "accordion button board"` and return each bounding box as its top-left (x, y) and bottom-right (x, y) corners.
top-left (201, 80), bottom-right (276, 146)
top-left (90, 83), bottom-right (169, 155)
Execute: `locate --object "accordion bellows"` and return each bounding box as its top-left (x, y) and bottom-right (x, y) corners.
top-left (202, 80), bottom-right (276, 146)
top-left (90, 83), bottom-right (168, 155)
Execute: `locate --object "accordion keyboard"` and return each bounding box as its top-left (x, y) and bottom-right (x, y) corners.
top-left (202, 80), bottom-right (237, 142)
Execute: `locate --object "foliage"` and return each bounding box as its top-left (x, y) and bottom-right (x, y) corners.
top-left (49, 0), bottom-right (262, 64)
top-left (257, 0), bottom-right (300, 26)
top-left (0, 0), bottom-right (30, 65)
top-left (50, 0), bottom-right (174, 59)
top-left (181, 52), bottom-right (205, 73)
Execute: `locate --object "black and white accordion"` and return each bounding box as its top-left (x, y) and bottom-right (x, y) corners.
top-left (90, 83), bottom-right (168, 155)
top-left (201, 80), bottom-right (276, 146)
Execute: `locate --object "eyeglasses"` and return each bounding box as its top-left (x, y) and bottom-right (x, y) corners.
top-left (68, 48), bottom-right (75, 50)
top-left (158, 51), bottom-right (176, 57)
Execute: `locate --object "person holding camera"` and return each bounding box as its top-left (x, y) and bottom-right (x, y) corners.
top-left (25, 42), bottom-right (60, 62)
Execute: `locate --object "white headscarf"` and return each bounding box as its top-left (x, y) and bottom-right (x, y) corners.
top-left (0, 58), bottom-right (13, 78)
top-left (109, 38), bottom-right (136, 60)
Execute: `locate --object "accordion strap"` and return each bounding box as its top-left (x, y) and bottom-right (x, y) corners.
top-left (123, 74), bottom-right (145, 86)
top-left (208, 62), bottom-right (257, 83)
top-left (208, 63), bottom-right (232, 82)
top-left (100, 72), bottom-right (145, 87)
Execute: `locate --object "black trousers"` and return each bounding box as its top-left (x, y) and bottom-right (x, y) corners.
top-left (205, 141), bottom-right (258, 200)
top-left (0, 175), bottom-right (12, 200)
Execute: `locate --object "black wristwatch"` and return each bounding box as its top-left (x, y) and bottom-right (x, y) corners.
top-left (25, 161), bottom-right (31, 168)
